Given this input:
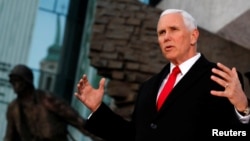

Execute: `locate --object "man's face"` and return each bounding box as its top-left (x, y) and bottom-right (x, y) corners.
top-left (157, 13), bottom-right (199, 65)
top-left (9, 75), bottom-right (27, 94)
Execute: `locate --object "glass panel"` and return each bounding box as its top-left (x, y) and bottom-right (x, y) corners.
top-left (28, 0), bottom-right (69, 89)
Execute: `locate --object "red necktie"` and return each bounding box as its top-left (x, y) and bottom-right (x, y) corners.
top-left (157, 66), bottom-right (180, 111)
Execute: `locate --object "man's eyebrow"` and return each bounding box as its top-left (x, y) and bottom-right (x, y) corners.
top-left (169, 25), bottom-right (179, 29)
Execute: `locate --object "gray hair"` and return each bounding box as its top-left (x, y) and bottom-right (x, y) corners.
top-left (160, 9), bottom-right (197, 30)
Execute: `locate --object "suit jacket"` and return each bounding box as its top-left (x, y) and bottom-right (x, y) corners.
top-left (85, 54), bottom-right (250, 141)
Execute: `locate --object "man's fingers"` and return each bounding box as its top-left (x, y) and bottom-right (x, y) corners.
top-left (211, 68), bottom-right (228, 81)
top-left (98, 78), bottom-right (105, 89)
top-left (217, 62), bottom-right (231, 74)
top-left (210, 90), bottom-right (226, 97)
top-left (81, 74), bottom-right (90, 87)
top-left (74, 92), bottom-right (81, 100)
top-left (211, 62), bottom-right (234, 83)
top-left (210, 74), bottom-right (228, 89)
top-left (74, 92), bottom-right (80, 98)
top-left (231, 67), bottom-right (239, 79)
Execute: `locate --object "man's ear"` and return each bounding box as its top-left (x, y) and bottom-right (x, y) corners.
top-left (190, 29), bottom-right (199, 45)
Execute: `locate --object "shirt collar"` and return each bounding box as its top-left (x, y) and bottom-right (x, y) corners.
top-left (170, 53), bottom-right (201, 75)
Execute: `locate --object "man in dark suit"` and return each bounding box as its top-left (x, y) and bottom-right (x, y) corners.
top-left (75, 9), bottom-right (250, 140)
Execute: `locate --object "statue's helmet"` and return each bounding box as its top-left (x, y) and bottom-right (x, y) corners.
top-left (9, 64), bottom-right (33, 85)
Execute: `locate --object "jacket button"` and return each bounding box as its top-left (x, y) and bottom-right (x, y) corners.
top-left (150, 123), bottom-right (157, 129)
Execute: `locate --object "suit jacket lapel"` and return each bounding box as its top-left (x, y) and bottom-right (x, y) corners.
top-left (140, 64), bottom-right (171, 115)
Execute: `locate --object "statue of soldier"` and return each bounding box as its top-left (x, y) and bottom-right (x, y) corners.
top-left (4, 64), bottom-right (102, 141)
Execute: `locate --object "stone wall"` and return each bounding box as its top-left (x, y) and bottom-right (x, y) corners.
top-left (89, 0), bottom-right (250, 120)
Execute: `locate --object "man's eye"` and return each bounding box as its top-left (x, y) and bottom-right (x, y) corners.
top-left (158, 31), bottom-right (165, 35)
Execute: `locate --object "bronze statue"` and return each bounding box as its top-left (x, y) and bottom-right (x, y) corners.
top-left (4, 64), bottom-right (101, 141)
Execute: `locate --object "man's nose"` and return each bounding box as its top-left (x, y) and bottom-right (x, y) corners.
top-left (163, 32), bottom-right (171, 41)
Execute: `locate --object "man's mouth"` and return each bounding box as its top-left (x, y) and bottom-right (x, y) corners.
top-left (164, 45), bottom-right (174, 51)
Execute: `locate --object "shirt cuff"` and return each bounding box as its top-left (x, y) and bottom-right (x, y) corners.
top-left (87, 112), bottom-right (93, 119)
top-left (235, 108), bottom-right (250, 124)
